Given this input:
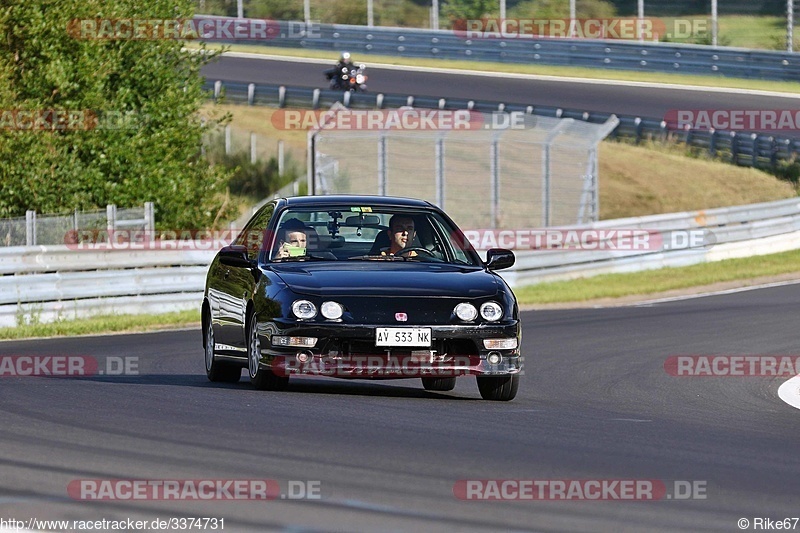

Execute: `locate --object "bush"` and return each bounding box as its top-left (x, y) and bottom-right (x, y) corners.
top-left (0, 0), bottom-right (234, 229)
top-left (510, 0), bottom-right (617, 19)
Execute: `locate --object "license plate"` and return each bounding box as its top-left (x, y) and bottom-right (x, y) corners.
top-left (375, 328), bottom-right (432, 347)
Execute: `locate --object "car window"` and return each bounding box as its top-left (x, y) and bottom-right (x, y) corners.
top-left (234, 202), bottom-right (275, 261)
top-left (268, 206), bottom-right (480, 266)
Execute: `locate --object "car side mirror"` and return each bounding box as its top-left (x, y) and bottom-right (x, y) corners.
top-left (219, 245), bottom-right (255, 268)
top-left (485, 248), bottom-right (515, 271)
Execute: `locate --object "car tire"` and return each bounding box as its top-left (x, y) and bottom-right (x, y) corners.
top-left (204, 310), bottom-right (241, 383)
top-left (476, 374), bottom-right (519, 401)
top-left (247, 313), bottom-right (289, 391)
top-left (421, 377), bottom-right (457, 391)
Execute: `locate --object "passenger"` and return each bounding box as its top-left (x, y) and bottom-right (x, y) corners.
top-left (275, 218), bottom-right (308, 258)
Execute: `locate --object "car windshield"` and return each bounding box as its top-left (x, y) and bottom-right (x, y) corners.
top-left (268, 206), bottom-right (481, 266)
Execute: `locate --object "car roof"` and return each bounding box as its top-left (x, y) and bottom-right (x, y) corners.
top-left (281, 195), bottom-right (436, 209)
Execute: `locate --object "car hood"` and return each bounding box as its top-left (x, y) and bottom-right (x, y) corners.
top-left (270, 263), bottom-right (500, 298)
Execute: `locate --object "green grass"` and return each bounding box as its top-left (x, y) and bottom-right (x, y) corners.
top-left (0, 309), bottom-right (200, 341)
top-left (514, 248), bottom-right (800, 304)
top-left (192, 39), bottom-right (800, 94)
top-left (659, 15), bottom-right (787, 50)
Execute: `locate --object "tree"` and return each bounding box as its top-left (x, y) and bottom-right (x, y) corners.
top-left (0, 0), bottom-right (233, 229)
top-left (442, 0), bottom-right (497, 21)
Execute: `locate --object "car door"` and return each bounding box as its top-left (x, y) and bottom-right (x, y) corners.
top-left (215, 202), bottom-right (275, 352)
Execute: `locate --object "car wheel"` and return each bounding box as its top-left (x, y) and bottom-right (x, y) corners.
top-left (477, 374), bottom-right (519, 401)
top-left (421, 377), bottom-right (457, 391)
top-left (247, 313), bottom-right (289, 391)
top-left (204, 312), bottom-right (241, 383)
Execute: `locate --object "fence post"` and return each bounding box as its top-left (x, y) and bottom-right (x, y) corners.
top-left (106, 204), bottom-right (116, 234)
top-left (225, 125), bottom-right (231, 155)
top-left (709, 130), bottom-right (717, 157)
top-left (378, 134), bottom-right (388, 195)
top-left (248, 83), bottom-right (255, 105)
top-left (25, 210), bottom-right (36, 246)
top-left (144, 202), bottom-right (155, 242)
top-left (307, 130), bottom-right (316, 195)
top-left (250, 132), bottom-right (257, 164)
top-left (541, 119), bottom-right (573, 227)
top-left (731, 132), bottom-right (739, 164)
top-left (278, 140), bottom-right (285, 177)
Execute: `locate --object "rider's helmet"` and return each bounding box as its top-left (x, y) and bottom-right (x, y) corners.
top-left (340, 52), bottom-right (351, 63)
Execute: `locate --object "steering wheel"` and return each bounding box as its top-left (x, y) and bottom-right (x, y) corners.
top-left (396, 246), bottom-right (435, 257)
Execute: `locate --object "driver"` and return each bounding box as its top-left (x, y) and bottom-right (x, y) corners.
top-left (384, 214), bottom-right (417, 257)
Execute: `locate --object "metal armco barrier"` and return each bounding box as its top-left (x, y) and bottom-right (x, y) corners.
top-left (4, 197), bottom-right (800, 326)
top-left (206, 80), bottom-right (800, 171)
top-left (195, 17), bottom-right (800, 82)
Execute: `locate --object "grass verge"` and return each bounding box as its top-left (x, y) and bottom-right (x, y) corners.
top-left (0, 309), bottom-right (200, 341)
top-left (514, 248), bottom-right (800, 304)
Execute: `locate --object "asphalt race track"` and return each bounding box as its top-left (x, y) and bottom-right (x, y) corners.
top-left (201, 54), bottom-right (800, 119)
top-left (2, 284), bottom-right (800, 532)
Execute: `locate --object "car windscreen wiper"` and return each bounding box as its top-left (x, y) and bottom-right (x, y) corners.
top-left (346, 254), bottom-right (408, 261)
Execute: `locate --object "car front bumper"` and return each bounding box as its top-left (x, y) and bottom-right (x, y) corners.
top-left (257, 321), bottom-right (522, 378)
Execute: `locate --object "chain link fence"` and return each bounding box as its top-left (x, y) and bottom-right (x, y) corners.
top-left (193, 1), bottom-right (798, 49)
top-left (0, 203), bottom-right (154, 247)
top-left (309, 112), bottom-right (618, 230)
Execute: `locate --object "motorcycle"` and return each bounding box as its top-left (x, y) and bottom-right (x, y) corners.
top-left (325, 63), bottom-right (368, 92)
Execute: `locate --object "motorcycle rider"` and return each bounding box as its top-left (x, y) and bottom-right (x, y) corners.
top-left (325, 52), bottom-right (355, 90)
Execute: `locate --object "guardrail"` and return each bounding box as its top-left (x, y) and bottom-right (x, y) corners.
top-left (196, 17), bottom-right (800, 82)
top-left (4, 197), bottom-right (800, 327)
top-left (502, 197), bottom-right (800, 287)
top-left (1, 246), bottom-right (215, 327)
top-left (207, 80), bottom-right (800, 171)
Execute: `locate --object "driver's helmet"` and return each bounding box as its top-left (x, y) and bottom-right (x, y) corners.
top-left (340, 52), bottom-right (351, 63)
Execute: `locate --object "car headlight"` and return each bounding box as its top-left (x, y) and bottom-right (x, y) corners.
top-left (480, 302), bottom-right (503, 322)
top-left (320, 301), bottom-right (343, 320)
top-left (292, 300), bottom-right (317, 320)
top-left (454, 302), bottom-right (478, 322)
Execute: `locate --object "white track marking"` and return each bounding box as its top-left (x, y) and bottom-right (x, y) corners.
top-left (778, 375), bottom-right (800, 410)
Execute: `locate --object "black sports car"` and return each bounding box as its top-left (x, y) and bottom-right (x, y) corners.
top-left (202, 195), bottom-right (521, 401)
